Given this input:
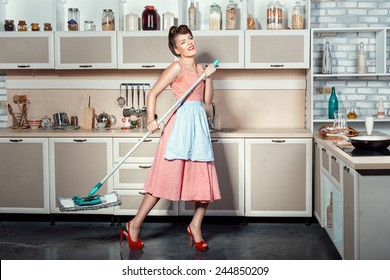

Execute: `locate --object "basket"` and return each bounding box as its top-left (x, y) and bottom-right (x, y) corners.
top-left (318, 124), bottom-right (359, 140)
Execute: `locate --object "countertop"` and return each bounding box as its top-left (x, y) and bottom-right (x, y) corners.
top-left (314, 132), bottom-right (390, 170)
top-left (0, 127), bottom-right (313, 138)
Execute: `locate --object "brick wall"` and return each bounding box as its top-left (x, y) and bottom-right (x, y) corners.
top-left (311, 0), bottom-right (390, 119)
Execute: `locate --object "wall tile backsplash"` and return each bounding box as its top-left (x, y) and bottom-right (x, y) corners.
top-left (311, 0), bottom-right (390, 120)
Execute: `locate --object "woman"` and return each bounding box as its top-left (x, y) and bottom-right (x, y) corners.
top-left (120, 25), bottom-right (221, 252)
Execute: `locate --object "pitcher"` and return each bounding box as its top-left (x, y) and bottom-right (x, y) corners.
top-left (333, 111), bottom-right (348, 134)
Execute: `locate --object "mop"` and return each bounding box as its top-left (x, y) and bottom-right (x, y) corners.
top-left (58, 60), bottom-right (219, 212)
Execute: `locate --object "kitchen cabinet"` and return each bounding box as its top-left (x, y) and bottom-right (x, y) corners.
top-left (0, 32), bottom-right (54, 69)
top-left (313, 141), bottom-right (322, 226)
top-left (245, 30), bottom-right (310, 69)
top-left (245, 138), bottom-right (312, 217)
top-left (193, 31), bottom-right (244, 69)
top-left (179, 138), bottom-right (245, 216)
top-left (49, 138), bottom-right (114, 214)
top-left (55, 31), bottom-right (117, 69)
top-left (117, 31), bottom-right (175, 69)
top-left (112, 138), bottom-right (178, 216)
top-left (310, 27), bottom-right (390, 133)
top-left (0, 138), bottom-right (49, 214)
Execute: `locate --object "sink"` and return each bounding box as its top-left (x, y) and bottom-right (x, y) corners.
top-left (209, 128), bottom-right (235, 133)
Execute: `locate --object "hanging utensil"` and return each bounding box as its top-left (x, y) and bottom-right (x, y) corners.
top-left (117, 84), bottom-right (125, 108)
top-left (130, 85), bottom-right (136, 116)
top-left (123, 85), bottom-right (131, 117)
top-left (19, 103), bottom-right (28, 127)
top-left (141, 86), bottom-right (147, 115)
top-left (136, 85), bottom-right (141, 117)
top-left (8, 104), bottom-right (18, 127)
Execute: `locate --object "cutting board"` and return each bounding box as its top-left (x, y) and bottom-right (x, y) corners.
top-left (83, 96), bottom-right (95, 129)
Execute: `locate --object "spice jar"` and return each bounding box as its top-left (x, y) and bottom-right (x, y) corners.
top-left (226, 0), bottom-right (237, 30)
top-left (44, 23), bottom-right (52, 31)
top-left (17, 20), bottom-right (28, 31)
top-left (102, 9), bottom-right (115, 31)
top-left (84, 20), bottom-right (96, 31)
top-left (209, 3), bottom-right (222, 30)
top-left (142, 6), bottom-right (157, 30)
top-left (31, 23), bottom-right (40, 31)
top-left (291, 1), bottom-right (304, 29)
top-left (4, 20), bottom-right (15, 31)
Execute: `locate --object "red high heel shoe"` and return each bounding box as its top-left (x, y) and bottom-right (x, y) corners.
top-left (120, 221), bottom-right (144, 250)
top-left (187, 225), bottom-right (208, 252)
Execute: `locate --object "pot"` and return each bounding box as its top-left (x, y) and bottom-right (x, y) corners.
top-left (328, 134), bottom-right (390, 150)
top-left (53, 112), bottom-right (70, 127)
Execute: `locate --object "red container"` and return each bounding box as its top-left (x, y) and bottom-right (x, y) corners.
top-left (142, 5), bottom-right (157, 30)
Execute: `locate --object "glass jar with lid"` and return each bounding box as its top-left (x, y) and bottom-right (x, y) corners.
top-left (84, 20), bottom-right (96, 31)
top-left (291, 1), bottom-right (304, 29)
top-left (31, 23), bottom-right (40, 31)
top-left (209, 3), bottom-right (222, 30)
top-left (4, 20), bottom-right (15, 31)
top-left (17, 20), bottom-right (28, 31)
top-left (102, 9), bottom-right (115, 31)
top-left (68, 8), bottom-right (80, 31)
top-left (226, 0), bottom-right (237, 30)
top-left (142, 6), bottom-right (157, 30)
top-left (44, 23), bottom-right (52, 31)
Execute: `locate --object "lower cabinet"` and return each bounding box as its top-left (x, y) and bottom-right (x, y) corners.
top-left (48, 138), bottom-right (113, 214)
top-left (0, 138), bottom-right (49, 213)
top-left (179, 139), bottom-right (245, 216)
top-left (245, 138), bottom-right (312, 217)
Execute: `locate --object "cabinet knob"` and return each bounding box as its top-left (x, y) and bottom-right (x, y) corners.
top-left (321, 148), bottom-right (326, 152)
top-left (343, 166), bottom-right (350, 173)
top-left (331, 155), bottom-right (336, 160)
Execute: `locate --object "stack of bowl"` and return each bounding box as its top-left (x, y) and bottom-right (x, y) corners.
top-left (27, 119), bottom-right (42, 129)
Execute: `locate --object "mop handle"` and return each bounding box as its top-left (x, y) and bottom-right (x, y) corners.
top-left (88, 60), bottom-right (219, 196)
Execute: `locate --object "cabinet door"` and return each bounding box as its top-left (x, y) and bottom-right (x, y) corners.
top-left (343, 165), bottom-right (357, 260)
top-left (314, 141), bottom-right (323, 226)
top-left (0, 138), bottom-right (49, 213)
top-left (245, 138), bottom-right (312, 217)
top-left (0, 32), bottom-right (54, 69)
top-left (179, 139), bottom-right (245, 216)
top-left (55, 31), bottom-right (117, 69)
top-left (49, 138), bottom-right (113, 214)
top-left (113, 138), bottom-right (159, 163)
top-left (192, 31), bottom-right (245, 68)
top-left (117, 31), bottom-right (175, 69)
top-left (245, 30), bottom-right (309, 69)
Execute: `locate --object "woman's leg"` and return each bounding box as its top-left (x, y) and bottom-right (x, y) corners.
top-left (189, 202), bottom-right (209, 242)
top-left (128, 193), bottom-right (160, 241)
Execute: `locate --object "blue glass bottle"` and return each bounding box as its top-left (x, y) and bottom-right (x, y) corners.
top-left (328, 87), bottom-right (338, 119)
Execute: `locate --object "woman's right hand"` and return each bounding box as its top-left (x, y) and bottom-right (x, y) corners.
top-left (147, 120), bottom-right (159, 134)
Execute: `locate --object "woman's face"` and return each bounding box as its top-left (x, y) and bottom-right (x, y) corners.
top-left (174, 33), bottom-right (196, 58)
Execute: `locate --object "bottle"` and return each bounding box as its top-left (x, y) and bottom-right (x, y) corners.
top-left (163, 11), bottom-right (174, 31)
top-left (188, 0), bottom-right (196, 30)
top-left (266, 1), bottom-right (274, 30)
top-left (68, 8), bottom-right (80, 31)
top-left (326, 192), bottom-right (333, 228)
top-left (226, 0), bottom-right (237, 30)
top-left (209, 3), bottom-right (222, 30)
top-left (377, 97), bottom-right (385, 119)
top-left (357, 42), bottom-right (366, 74)
top-left (292, 1), bottom-right (304, 29)
top-left (142, 6), bottom-right (158, 30)
top-left (347, 102), bottom-right (357, 119)
top-left (328, 87), bottom-right (338, 119)
top-left (322, 41), bottom-right (332, 74)
top-left (102, 9), bottom-right (115, 31)
top-left (276, 1), bottom-right (283, 29)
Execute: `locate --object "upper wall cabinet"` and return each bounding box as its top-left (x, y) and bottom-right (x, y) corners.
top-left (55, 31), bottom-right (117, 69)
top-left (245, 30), bottom-right (310, 69)
top-left (117, 31), bottom-right (174, 69)
top-left (0, 32), bottom-right (54, 69)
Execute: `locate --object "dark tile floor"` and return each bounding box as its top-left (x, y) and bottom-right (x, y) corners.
top-left (0, 216), bottom-right (341, 260)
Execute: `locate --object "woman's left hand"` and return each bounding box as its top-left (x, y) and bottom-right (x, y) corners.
top-left (204, 63), bottom-right (216, 79)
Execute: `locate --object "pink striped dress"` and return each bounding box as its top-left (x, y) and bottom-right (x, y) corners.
top-left (143, 61), bottom-right (221, 202)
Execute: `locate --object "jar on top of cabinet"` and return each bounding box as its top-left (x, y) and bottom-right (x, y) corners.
top-left (102, 9), bottom-right (115, 31)
top-left (44, 23), bottom-right (52, 31)
top-left (209, 3), bottom-right (222, 30)
top-left (4, 20), bottom-right (15, 31)
top-left (17, 20), bottom-right (27, 31)
top-left (142, 6), bottom-right (158, 30)
top-left (31, 23), bottom-right (40, 31)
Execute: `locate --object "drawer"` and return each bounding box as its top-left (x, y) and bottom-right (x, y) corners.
top-left (113, 138), bottom-right (159, 163)
top-left (113, 163), bottom-right (152, 190)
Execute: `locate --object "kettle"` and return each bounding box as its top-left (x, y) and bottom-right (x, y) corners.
top-left (95, 112), bottom-right (117, 128)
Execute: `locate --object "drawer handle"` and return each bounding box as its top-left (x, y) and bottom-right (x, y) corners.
top-left (79, 65), bottom-right (93, 68)
top-left (139, 165), bottom-right (152, 169)
top-left (17, 65), bottom-right (30, 68)
top-left (211, 139), bottom-right (218, 143)
top-left (142, 65), bottom-right (156, 68)
top-left (73, 139), bottom-right (87, 142)
top-left (272, 140), bottom-right (286, 143)
top-left (270, 64), bottom-right (284, 68)
top-left (139, 191), bottom-right (147, 195)
top-left (10, 139), bottom-right (23, 143)
top-left (321, 148), bottom-right (326, 152)
top-left (343, 166), bottom-right (350, 173)
top-left (331, 155), bottom-right (336, 160)
top-left (141, 139), bottom-right (152, 142)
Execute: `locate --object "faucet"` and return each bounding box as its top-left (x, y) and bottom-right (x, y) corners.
top-left (208, 103), bottom-right (216, 130)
